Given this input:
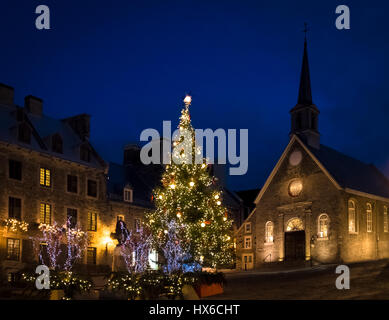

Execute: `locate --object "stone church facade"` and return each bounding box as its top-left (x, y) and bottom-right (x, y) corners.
top-left (236, 39), bottom-right (389, 270)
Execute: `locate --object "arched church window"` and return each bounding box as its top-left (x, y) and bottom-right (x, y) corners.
top-left (265, 221), bottom-right (274, 243)
top-left (366, 203), bottom-right (373, 233)
top-left (348, 200), bottom-right (357, 233)
top-left (384, 206), bottom-right (388, 233)
top-left (318, 214), bottom-right (329, 238)
top-left (286, 218), bottom-right (304, 232)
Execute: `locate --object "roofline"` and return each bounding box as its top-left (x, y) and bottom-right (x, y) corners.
top-left (236, 208), bottom-right (256, 234)
top-left (0, 140), bottom-right (108, 172)
top-left (345, 188), bottom-right (389, 203)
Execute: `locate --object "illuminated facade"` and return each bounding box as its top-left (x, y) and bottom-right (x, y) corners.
top-left (236, 39), bottom-right (389, 270)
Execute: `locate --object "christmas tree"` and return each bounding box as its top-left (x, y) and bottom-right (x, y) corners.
top-left (146, 95), bottom-right (234, 269)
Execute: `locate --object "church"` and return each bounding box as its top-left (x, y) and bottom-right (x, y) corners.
top-left (236, 37), bottom-right (389, 270)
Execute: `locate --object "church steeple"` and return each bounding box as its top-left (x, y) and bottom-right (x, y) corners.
top-left (290, 27), bottom-right (320, 149)
top-left (297, 38), bottom-right (312, 105)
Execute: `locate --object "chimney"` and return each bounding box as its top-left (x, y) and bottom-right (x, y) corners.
top-left (25, 95), bottom-right (43, 116)
top-left (62, 114), bottom-right (90, 141)
top-left (0, 83), bottom-right (14, 105)
top-left (123, 144), bottom-right (141, 166)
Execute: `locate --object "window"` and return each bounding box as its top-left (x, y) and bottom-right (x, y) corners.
top-left (117, 215), bottom-right (124, 222)
top-left (9, 197), bottom-right (21, 220)
top-left (80, 145), bottom-right (90, 162)
top-left (40, 203), bottom-right (52, 225)
top-left (88, 212), bottom-right (97, 231)
top-left (265, 221), bottom-right (274, 243)
top-left (244, 236), bottom-right (252, 249)
top-left (9, 160), bottom-right (22, 180)
top-left (67, 208), bottom-right (77, 229)
top-left (384, 206), bottom-right (388, 233)
top-left (318, 214), bottom-right (329, 238)
top-left (124, 188), bottom-right (133, 203)
top-left (6, 238), bottom-right (20, 261)
top-left (18, 123), bottom-right (31, 144)
top-left (348, 200), bottom-right (356, 233)
top-left (134, 218), bottom-right (141, 232)
top-left (87, 247), bottom-right (96, 265)
top-left (245, 222), bottom-right (251, 233)
top-left (288, 179), bottom-right (303, 197)
top-left (52, 134), bottom-right (63, 154)
top-left (67, 175), bottom-right (78, 193)
top-left (87, 180), bottom-right (97, 198)
top-left (367, 203), bottom-right (373, 233)
top-left (40, 168), bottom-right (51, 187)
top-left (286, 218), bottom-right (304, 231)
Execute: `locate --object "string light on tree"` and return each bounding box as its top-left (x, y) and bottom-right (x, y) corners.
top-left (146, 94), bottom-right (234, 268)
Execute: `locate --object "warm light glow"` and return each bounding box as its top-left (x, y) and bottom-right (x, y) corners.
top-left (216, 201), bottom-right (221, 206)
top-left (189, 181), bottom-right (195, 187)
top-left (201, 163), bottom-right (206, 169)
top-left (158, 195), bottom-right (163, 199)
top-left (184, 95), bottom-right (192, 105)
top-left (170, 184), bottom-right (176, 189)
top-left (214, 194), bottom-right (219, 200)
top-left (223, 217), bottom-right (227, 221)
top-left (176, 212), bottom-right (181, 218)
top-left (288, 179), bottom-right (303, 197)
top-left (201, 222), bottom-right (206, 228)
top-left (164, 230), bottom-right (168, 234)
top-left (102, 236), bottom-right (113, 246)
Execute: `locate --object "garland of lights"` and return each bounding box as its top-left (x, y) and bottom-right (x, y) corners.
top-left (4, 218), bottom-right (29, 232)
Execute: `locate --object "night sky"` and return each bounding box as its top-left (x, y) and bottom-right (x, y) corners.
top-left (1, 0), bottom-right (389, 190)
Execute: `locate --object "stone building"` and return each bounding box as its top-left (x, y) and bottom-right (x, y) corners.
top-left (236, 39), bottom-right (389, 270)
top-left (0, 84), bottom-right (244, 276)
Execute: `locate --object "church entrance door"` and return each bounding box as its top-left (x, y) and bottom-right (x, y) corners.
top-left (284, 231), bottom-right (305, 261)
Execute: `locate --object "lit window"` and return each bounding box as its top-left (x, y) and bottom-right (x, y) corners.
top-left (348, 200), bottom-right (356, 233)
top-left (288, 179), bottom-right (303, 197)
top-left (244, 236), bottom-right (252, 249)
top-left (6, 238), bottom-right (20, 261)
top-left (88, 212), bottom-right (97, 231)
top-left (87, 247), bottom-right (96, 265)
top-left (367, 203), bottom-right (373, 233)
top-left (40, 168), bottom-right (51, 187)
top-left (124, 188), bottom-right (133, 203)
top-left (265, 221), bottom-right (274, 243)
top-left (245, 222), bottom-right (251, 233)
top-left (40, 203), bottom-right (52, 225)
top-left (286, 218), bottom-right (303, 231)
top-left (318, 214), bottom-right (329, 238)
top-left (384, 206), bottom-right (388, 233)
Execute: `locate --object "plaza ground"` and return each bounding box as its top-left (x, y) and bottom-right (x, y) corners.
top-left (207, 260), bottom-right (389, 300)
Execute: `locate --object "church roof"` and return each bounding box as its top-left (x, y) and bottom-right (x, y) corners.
top-left (307, 143), bottom-right (389, 199)
top-left (297, 39), bottom-right (313, 105)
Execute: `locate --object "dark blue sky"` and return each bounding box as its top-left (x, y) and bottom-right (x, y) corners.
top-left (1, 0), bottom-right (389, 190)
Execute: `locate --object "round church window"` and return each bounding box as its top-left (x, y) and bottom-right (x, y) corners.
top-left (289, 150), bottom-right (302, 166)
top-left (288, 179), bottom-right (303, 197)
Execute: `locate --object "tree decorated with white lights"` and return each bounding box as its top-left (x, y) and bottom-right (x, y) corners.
top-left (146, 95), bottom-right (234, 269)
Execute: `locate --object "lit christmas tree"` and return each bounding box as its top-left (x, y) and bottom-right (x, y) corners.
top-left (146, 95), bottom-right (234, 269)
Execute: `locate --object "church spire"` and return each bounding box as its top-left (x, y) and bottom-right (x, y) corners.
top-left (297, 24), bottom-right (312, 105)
top-left (289, 24), bottom-right (320, 149)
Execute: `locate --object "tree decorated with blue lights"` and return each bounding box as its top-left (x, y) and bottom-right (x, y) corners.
top-left (146, 95), bottom-right (234, 269)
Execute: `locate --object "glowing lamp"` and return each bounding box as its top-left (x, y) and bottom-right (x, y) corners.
top-left (214, 194), bottom-right (219, 200)
top-left (201, 222), bottom-right (206, 228)
top-left (216, 201), bottom-right (221, 206)
top-left (189, 181), bottom-right (195, 187)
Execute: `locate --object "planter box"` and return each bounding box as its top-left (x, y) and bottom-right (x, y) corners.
top-left (195, 283), bottom-right (223, 298)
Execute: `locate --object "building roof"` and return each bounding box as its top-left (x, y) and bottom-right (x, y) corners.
top-left (107, 162), bottom-right (163, 208)
top-left (308, 143), bottom-right (389, 199)
top-left (236, 189), bottom-right (261, 207)
top-left (0, 103), bottom-right (106, 169)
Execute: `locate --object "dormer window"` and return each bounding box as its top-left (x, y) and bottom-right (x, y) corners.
top-left (124, 188), bottom-right (133, 203)
top-left (52, 134), bottom-right (63, 154)
top-left (18, 123), bottom-right (31, 144)
top-left (80, 145), bottom-right (91, 162)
